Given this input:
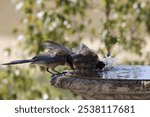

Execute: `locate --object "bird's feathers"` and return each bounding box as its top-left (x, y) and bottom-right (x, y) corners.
top-left (1, 59), bottom-right (32, 65)
top-left (43, 41), bottom-right (73, 55)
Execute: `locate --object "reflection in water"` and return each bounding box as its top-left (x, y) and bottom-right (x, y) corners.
top-left (99, 65), bottom-right (150, 80)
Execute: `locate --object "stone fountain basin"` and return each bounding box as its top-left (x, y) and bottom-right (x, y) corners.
top-left (50, 65), bottom-right (150, 99)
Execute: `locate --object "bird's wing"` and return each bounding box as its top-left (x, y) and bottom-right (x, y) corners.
top-left (74, 44), bottom-right (98, 57)
top-left (42, 41), bottom-right (73, 55)
top-left (73, 44), bottom-right (88, 54)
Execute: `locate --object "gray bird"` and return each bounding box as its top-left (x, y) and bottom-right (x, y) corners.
top-left (42, 41), bottom-right (105, 71)
top-left (42, 41), bottom-right (74, 70)
top-left (2, 41), bottom-right (104, 75)
top-left (2, 41), bottom-right (74, 75)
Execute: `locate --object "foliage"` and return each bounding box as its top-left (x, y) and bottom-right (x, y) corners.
top-left (0, 0), bottom-right (149, 99)
top-left (0, 66), bottom-right (78, 99)
top-left (1, 0), bottom-right (89, 99)
top-left (101, 0), bottom-right (150, 58)
top-left (14, 0), bottom-right (89, 54)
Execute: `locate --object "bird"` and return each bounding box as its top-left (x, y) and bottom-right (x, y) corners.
top-left (2, 41), bottom-right (74, 75)
top-left (42, 41), bottom-right (105, 71)
top-left (2, 41), bottom-right (105, 75)
top-left (43, 41), bottom-right (105, 70)
top-left (42, 41), bottom-right (74, 70)
top-left (72, 44), bottom-right (105, 70)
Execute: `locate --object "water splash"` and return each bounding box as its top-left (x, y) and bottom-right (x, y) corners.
top-left (103, 56), bottom-right (117, 70)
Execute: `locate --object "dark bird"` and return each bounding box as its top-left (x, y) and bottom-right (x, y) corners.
top-left (2, 41), bottom-right (74, 75)
top-left (72, 44), bottom-right (105, 70)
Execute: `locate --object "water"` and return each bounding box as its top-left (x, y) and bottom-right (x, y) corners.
top-left (99, 65), bottom-right (150, 80)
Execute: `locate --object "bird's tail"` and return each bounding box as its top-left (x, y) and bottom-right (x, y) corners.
top-left (1, 59), bottom-right (32, 65)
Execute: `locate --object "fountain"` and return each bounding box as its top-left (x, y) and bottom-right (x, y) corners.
top-left (50, 65), bottom-right (150, 99)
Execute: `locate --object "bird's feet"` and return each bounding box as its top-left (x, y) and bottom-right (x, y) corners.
top-left (50, 70), bottom-right (73, 84)
top-left (51, 70), bottom-right (69, 78)
top-left (50, 70), bottom-right (71, 85)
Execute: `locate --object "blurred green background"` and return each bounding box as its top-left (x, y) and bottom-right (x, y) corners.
top-left (0, 0), bottom-right (149, 99)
